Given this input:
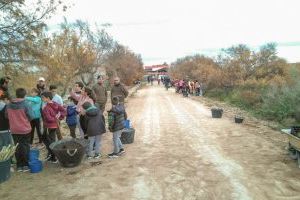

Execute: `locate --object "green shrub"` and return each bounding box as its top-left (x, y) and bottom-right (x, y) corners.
top-left (258, 81), bottom-right (300, 122)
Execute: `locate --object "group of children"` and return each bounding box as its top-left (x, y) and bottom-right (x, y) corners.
top-left (0, 76), bottom-right (128, 172)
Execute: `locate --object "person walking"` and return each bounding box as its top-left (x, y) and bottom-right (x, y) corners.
top-left (110, 77), bottom-right (128, 105)
top-left (92, 75), bottom-right (108, 112)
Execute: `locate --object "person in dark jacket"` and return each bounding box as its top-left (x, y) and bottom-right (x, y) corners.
top-left (82, 102), bottom-right (106, 159)
top-left (110, 77), bottom-right (128, 104)
top-left (0, 94), bottom-right (9, 131)
top-left (6, 88), bottom-right (35, 172)
top-left (107, 96), bottom-right (127, 158)
top-left (36, 77), bottom-right (47, 96)
top-left (66, 97), bottom-right (77, 138)
top-left (0, 76), bottom-right (11, 99)
top-left (0, 94), bottom-right (13, 150)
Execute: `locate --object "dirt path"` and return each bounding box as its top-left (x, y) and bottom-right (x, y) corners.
top-left (1, 85), bottom-right (300, 200)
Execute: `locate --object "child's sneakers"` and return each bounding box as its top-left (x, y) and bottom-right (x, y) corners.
top-left (50, 158), bottom-right (58, 164)
top-left (108, 152), bottom-right (119, 158)
top-left (16, 166), bottom-right (30, 172)
top-left (94, 154), bottom-right (101, 159)
top-left (22, 166), bottom-right (30, 172)
top-left (118, 148), bottom-right (125, 155)
top-left (87, 155), bottom-right (93, 160)
top-left (17, 167), bottom-right (23, 172)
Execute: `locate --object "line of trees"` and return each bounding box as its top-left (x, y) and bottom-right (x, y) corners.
top-left (0, 0), bottom-right (144, 94)
top-left (169, 44), bottom-right (300, 124)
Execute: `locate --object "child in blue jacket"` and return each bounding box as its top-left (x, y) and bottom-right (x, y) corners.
top-left (25, 88), bottom-right (42, 144)
top-left (66, 97), bottom-right (77, 138)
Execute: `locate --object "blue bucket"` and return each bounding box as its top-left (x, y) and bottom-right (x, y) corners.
top-left (124, 120), bottom-right (130, 128)
top-left (29, 149), bottom-right (40, 162)
top-left (29, 160), bottom-right (43, 173)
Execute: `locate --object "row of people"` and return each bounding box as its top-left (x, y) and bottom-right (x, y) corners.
top-left (0, 76), bottom-right (129, 172)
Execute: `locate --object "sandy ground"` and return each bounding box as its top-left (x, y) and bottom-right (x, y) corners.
top-left (1, 85), bottom-right (300, 200)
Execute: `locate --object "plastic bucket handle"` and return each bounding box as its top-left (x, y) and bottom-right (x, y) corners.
top-left (67, 149), bottom-right (78, 157)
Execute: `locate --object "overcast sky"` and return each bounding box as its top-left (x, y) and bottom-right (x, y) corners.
top-left (48, 0), bottom-right (300, 65)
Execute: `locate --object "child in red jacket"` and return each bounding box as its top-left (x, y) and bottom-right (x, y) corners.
top-left (41, 91), bottom-right (66, 163)
top-left (7, 88), bottom-right (34, 172)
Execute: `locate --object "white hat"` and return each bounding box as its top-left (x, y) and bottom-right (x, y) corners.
top-left (38, 77), bottom-right (45, 82)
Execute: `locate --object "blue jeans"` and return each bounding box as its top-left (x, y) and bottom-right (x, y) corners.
top-left (113, 130), bottom-right (123, 153)
top-left (88, 135), bottom-right (102, 156)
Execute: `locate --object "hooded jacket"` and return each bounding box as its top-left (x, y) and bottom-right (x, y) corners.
top-left (6, 99), bottom-right (34, 134)
top-left (25, 96), bottom-right (42, 119)
top-left (84, 106), bottom-right (106, 137)
top-left (0, 101), bottom-right (9, 131)
top-left (66, 102), bottom-right (77, 126)
top-left (108, 104), bottom-right (127, 132)
top-left (42, 102), bottom-right (66, 129)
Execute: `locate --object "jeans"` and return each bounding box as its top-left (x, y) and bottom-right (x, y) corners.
top-left (113, 130), bottom-right (123, 153)
top-left (42, 128), bottom-right (57, 159)
top-left (12, 134), bottom-right (30, 168)
top-left (88, 135), bottom-right (102, 156)
top-left (30, 118), bottom-right (42, 144)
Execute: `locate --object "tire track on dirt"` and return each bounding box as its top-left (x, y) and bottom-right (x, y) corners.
top-left (165, 95), bottom-right (252, 200)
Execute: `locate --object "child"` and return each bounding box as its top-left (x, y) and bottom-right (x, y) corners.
top-left (25, 88), bottom-right (42, 144)
top-left (6, 88), bottom-right (34, 172)
top-left (41, 91), bottom-right (66, 163)
top-left (82, 102), bottom-right (106, 159)
top-left (108, 96), bottom-right (127, 158)
top-left (66, 97), bottom-right (77, 138)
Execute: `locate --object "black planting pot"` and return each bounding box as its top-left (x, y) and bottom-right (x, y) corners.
top-left (234, 117), bottom-right (244, 124)
top-left (121, 128), bottom-right (135, 144)
top-left (211, 108), bottom-right (223, 118)
top-left (50, 138), bottom-right (88, 168)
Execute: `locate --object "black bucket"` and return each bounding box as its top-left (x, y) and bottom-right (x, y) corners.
top-left (234, 117), bottom-right (244, 124)
top-left (0, 159), bottom-right (11, 184)
top-left (211, 108), bottom-right (223, 118)
top-left (50, 138), bottom-right (88, 168)
top-left (121, 128), bottom-right (135, 144)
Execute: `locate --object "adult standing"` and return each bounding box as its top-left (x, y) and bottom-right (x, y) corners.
top-left (92, 75), bottom-right (108, 112)
top-left (36, 77), bottom-right (47, 96)
top-left (0, 76), bottom-right (11, 99)
top-left (110, 77), bottom-right (128, 104)
top-left (70, 86), bottom-right (94, 139)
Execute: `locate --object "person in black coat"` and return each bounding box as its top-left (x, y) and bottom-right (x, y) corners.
top-left (107, 96), bottom-right (127, 158)
top-left (82, 102), bottom-right (106, 159)
top-left (0, 76), bottom-right (11, 100)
